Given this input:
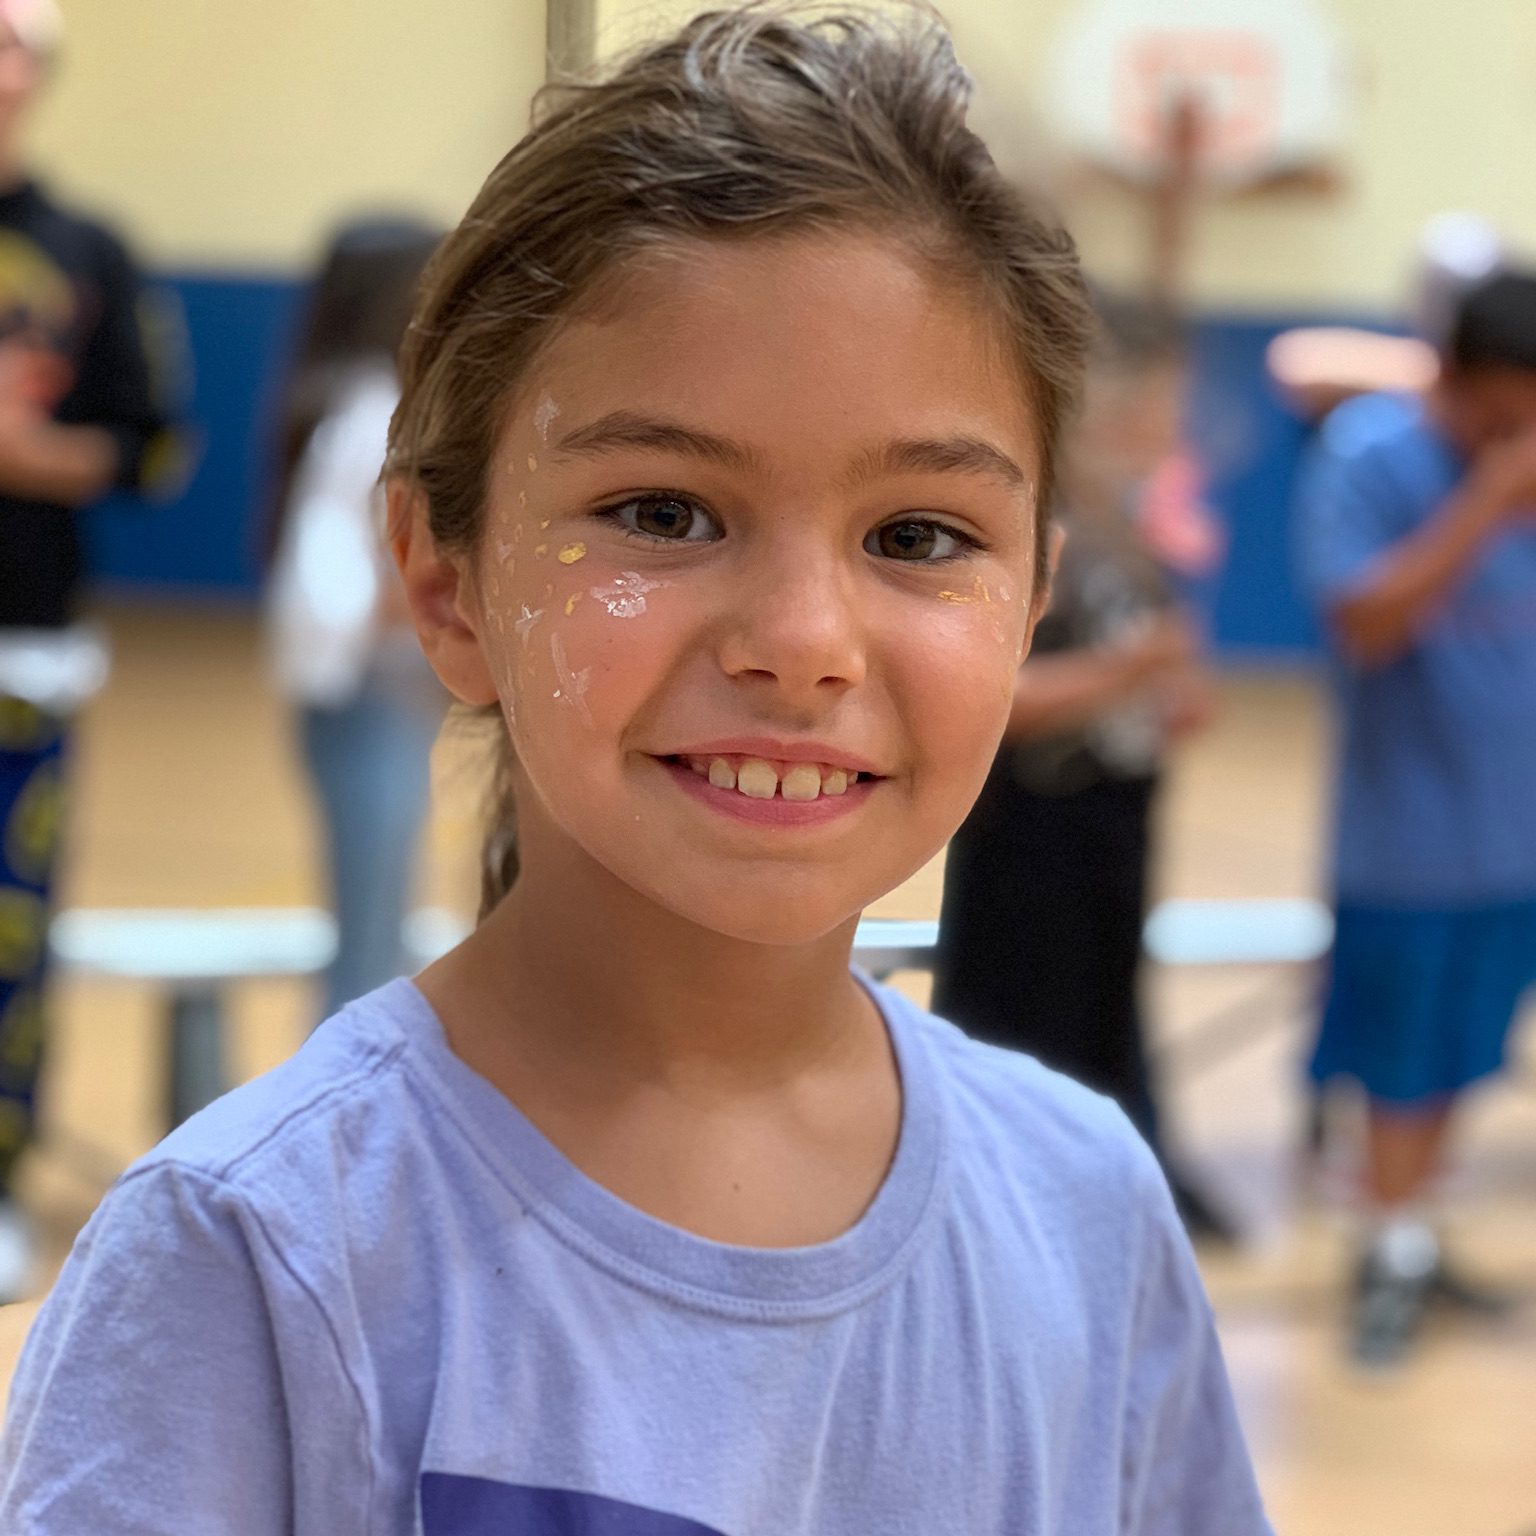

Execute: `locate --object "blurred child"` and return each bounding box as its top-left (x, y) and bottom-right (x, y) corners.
top-left (0, 0), bottom-right (185, 1300)
top-left (1294, 269), bottom-right (1536, 1367)
top-left (933, 292), bottom-right (1231, 1240)
top-left (265, 217), bottom-right (446, 1020)
top-left (0, 11), bottom-right (1270, 1531)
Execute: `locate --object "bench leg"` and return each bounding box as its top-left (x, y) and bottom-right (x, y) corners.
top-left (168, 987), bottom-right (226, 1128)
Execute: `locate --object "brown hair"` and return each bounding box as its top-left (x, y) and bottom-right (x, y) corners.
top-left (387, 3), bottom-right (1092, 916)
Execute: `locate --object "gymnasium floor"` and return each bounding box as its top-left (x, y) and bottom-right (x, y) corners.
top-left (3, 603), bottom-right (1534, 1531)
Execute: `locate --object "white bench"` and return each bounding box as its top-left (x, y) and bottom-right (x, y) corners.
top-left (48, 899), bottom-right (1332, 1128)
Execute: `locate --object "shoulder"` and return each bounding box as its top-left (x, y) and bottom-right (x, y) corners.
top-left (1313, 390), bottom-right (1447, 471)
top-left (11, 182), bottom-right (138, 278)
top-left (116, 981), bottom-right (431, 1245)
top-left (879, 983), bottom-right (1161, 1215)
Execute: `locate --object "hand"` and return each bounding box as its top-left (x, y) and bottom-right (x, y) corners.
top-left (1471, 429), bottom-right (1536, 522)
top-left (1159, 662), bottom-right (1220, 740)
top-left (1117, 611), bottom-right (1200, 686)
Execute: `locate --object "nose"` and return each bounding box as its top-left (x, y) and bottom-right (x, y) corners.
top-left (715, 536), bottom-right (867, 705)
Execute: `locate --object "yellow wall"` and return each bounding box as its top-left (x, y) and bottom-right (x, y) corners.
top-left (594, 0), bottom-right (1536, 313)
top-left (26, 0), bottom-right (548, 270)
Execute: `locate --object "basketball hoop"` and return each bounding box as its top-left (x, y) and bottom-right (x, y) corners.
top-left (1045, 0), bottom-right (1352, 190)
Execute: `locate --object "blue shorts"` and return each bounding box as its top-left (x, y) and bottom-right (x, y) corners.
top-left (1308, 898), bottom-right (1536, 1105)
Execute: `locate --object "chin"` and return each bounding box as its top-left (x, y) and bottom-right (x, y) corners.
top-left (638, 868), bottom-right (870, 950)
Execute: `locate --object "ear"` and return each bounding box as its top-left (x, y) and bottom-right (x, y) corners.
top-left (1023, 521), bottom-right (1066, 634)
top-left (387, 478), bottom-right (499, 707)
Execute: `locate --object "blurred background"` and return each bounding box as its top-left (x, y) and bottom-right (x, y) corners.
top-left (0, 0), bottom-right (1533, 1530)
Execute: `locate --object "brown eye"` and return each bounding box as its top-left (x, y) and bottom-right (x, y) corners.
top-left (608, 494), bottom-right (720, 543)
top-left (866, 519), bottom-right (967, 561)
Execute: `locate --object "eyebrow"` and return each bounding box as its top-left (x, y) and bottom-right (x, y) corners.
top-left (846, 436), bottom-right (1029, 490)
top-left (553, 411), bottom-right (761, 473)
top-left (552, 410), bottom-right (1027, 490)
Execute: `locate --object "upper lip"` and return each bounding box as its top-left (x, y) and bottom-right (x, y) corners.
top-left (659, 738), bottom-right (884, 776)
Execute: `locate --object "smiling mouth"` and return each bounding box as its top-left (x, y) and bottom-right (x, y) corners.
top-left (659, 754), bottom-right (877, 803)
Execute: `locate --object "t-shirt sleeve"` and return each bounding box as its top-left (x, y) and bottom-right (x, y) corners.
top-left (1119, 1154), bottom-right (1273, 1536)
top-left (1291, 424), bottom-right (1403, 611)
top-left (0, 1162), bottom-right (371, 1534)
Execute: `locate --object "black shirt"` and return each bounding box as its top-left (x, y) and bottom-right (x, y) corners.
top-left (0, 179), bottom-right (177, 628)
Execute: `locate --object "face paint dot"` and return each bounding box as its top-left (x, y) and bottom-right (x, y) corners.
top-left (936, 589), bottom-right (974, 604)
top-left (494, 539), bottom-right (515, 565)
top-left (564, 592), bottom-right (582, 616)
top-left (527, 455), bottom-right (538, 473)
top-left (557, 542), bottom-right (587, 565)
top-left (534, 545), bottom-right (549, 558)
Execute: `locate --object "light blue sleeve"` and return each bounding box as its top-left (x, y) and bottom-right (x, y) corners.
top-left (1291, 425), bottom-right (1403, 614)
top-left (0, 1162), bottom-right (371, 1534)
top-left (1119, 1154), bottom-right (1273, 1536)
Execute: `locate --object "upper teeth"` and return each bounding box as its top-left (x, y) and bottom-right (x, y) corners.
top-left (692, 757), bottom-right (853, 800)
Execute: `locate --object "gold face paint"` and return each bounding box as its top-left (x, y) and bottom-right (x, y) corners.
top-left (527, 455), bottom-right (538, 473)
top-left (564, 592), bottom-right (582, 616)
top-left (557, 543), bottom-right (587, 565)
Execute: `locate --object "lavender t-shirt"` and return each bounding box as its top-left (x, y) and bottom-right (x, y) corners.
top-left (1, 977), bottom-right (1270, 1535)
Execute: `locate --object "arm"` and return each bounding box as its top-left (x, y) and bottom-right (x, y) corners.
top-left (1266, 329), bottom-right (1437, 424)
top-left (0, 410), bottom-right (119, 504)
top-left (1328, 442), bottom-right (1525, 668)
top-left (1120, 1149), bottom-right (1273, 1535)
top-left (1008, 612), bottom-right (1195, 740)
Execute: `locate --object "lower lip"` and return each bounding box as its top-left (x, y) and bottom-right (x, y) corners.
top-left (656, 758), bottom-right (877, 826)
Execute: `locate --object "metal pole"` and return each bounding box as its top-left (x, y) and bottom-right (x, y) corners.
top-left (168, 985), bottom-right (226, 1128)
top-left (546, 0), bottom-right (597, 78)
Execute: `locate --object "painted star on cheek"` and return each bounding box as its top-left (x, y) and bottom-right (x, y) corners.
top-left (590, 571), bottom-right (660, 619)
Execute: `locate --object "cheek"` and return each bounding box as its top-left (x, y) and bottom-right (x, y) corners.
top-left (900, 599), bottom-right (1026, 770)
top-left (491, 564), bottom-right (681, 759)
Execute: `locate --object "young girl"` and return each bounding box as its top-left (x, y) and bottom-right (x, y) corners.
top-left (0, 9), bottom-right (1271, 1531)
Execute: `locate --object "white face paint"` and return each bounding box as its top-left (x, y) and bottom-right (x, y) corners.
top-left (514, 604), bottom-right (543, 646)
top-left (590, 570), bottom-right (660, 619)
top-left (549, 631), bottom-right (592, 728)
top-left (533, 392), bottom-right (561, 443)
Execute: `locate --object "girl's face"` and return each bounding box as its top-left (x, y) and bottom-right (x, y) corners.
top-left (416, 230), bottom-right (1045, 945)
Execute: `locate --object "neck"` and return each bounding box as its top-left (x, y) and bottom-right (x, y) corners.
top-left (438, 827), bottom-right (875, 1100)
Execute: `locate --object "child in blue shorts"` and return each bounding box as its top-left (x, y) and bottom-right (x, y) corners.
top-left (0, 9), bottom-right (1271, 1531)
top-left (1295, 269), bottom-right (1536, 1367)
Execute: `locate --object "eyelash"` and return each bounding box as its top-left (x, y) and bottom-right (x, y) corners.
top-left (593, 492), bottom-right (988, 563)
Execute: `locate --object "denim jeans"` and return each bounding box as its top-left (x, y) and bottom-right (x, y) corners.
top-left (299, 657), bottom-right (443, 1021)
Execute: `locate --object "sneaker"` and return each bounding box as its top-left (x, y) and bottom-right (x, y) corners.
top-left (1349, 1221), bottom-right (1439, 1369)
top-left (0, 1197), bottom-right (36, 1304)
top-left (1429, 1257), bottom-right (1520, 1319)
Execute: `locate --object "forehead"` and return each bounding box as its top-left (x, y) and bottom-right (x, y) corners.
top-left (515, 231), bottom-right (1038, 471)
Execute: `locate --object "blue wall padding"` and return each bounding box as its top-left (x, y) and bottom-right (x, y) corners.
top-left (81, 276), bottom-right (1388, 658)
top-left (85, 272), bottom-right (304, 595)
top-left (1185, 314), bottom-right (1324, 658)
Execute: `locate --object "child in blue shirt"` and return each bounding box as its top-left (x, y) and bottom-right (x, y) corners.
top-left (1294, 270), bottom-right (1536, 1367)
top-left (0, 8), bottom-right (1271, 1531)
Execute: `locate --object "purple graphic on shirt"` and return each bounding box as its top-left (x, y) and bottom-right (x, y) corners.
top-left (420, 1473), bottom-right (730, 1534)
